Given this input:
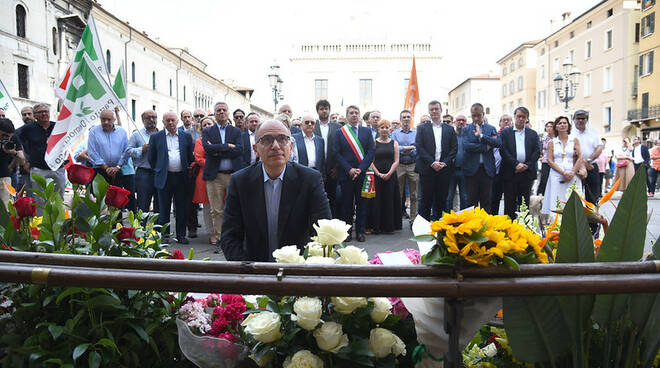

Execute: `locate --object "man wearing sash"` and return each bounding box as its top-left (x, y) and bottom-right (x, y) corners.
top-left (334, 105), bottom-right (375, 242)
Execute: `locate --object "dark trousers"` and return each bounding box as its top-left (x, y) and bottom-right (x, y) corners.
top-left (135, 168), bottom-right (159, 213)
top-left (503, 173), bottom-right (534, 219)
top-left (466, 165), bottom-right (493, 214)
top-left (339, 174), bottom-right (367, 234)
top-left (446, 170), bottom-right (468, 211)
top-left (418, 169), bottom-right (452, 221)
top-left (186, 178), bottom-right (198, 234)
top-left (157, 172), bottom-right (188, 240)
top-left (649, 167), bottom-right (659, 194)
top-left (537, 162), bottom-right (551, 195)
top-left (491, 173), bottom-right (503, 215)
top-left (94, 169), bottom-right (136, 212)
top-left (582, 166), bottom-right (601, 204)
top-left (324, 173), bottom-right (339, 218)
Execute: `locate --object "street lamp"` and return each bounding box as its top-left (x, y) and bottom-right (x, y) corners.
top-left (268, 64), bottom-right (283, 112)
top-left (553, 57), bottom-right (581, 112)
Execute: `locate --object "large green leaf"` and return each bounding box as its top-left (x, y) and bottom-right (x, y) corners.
top-left (503, 296), bottom-right (572, 364)
top-left (630, 293), bottom-right (660, 367)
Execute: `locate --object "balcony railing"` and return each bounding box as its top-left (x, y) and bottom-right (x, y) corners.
top-left (627, 104), bottom-right (660, 121)
top-left (632, 82), bottom-right (638, 97)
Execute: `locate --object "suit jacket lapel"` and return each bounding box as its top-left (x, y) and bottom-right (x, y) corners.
top-left (298, 139), bottom-right (308, 166)
top-left (249, 164), bottom-right (268, 242)
top-left (278, 163), bottom-right (299, 242)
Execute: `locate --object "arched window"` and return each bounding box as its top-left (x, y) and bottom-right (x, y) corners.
top-left (106, 50), bottom-right (111, 71)
top-left (152, 71), bottom-right (156, 90)
top-left (131, 62), bottom-right (135, 82)
top-left (52, 27), bottom-right (58, 55)
top-left (16, 5), bottom-right (26, 38)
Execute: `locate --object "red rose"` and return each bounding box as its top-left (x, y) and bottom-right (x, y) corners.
top-left (116, 227), bottom-right (139, 243)
top-left (171, 249), bottom-right (185, 259)
top-left (222, 302), bottom-right (247, 321)
top-left (14, 197), bottom-right (36, 218)
top-left (66, 163), bottom-right (95, 185)
top-left (10, 216), bottom-right (20, 230)
top-left (221, 294), bottom-right (244, 306)
top-left (105, 185), bottom-right (131, 208)
top-left (30, 227), bottom-right (39, 240)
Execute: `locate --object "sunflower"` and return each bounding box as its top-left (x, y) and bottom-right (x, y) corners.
top-left (443, 232), bottom-right (462, 254)
top-left (432, 209), bottom-right (487, 236)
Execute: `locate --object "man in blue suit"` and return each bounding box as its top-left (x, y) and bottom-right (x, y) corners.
top-left (241, 112), bottom-right (260, 167)
top-left (202, 102), bottom-right (244, 249)
top-left (334, 105), bottom-right (375, 242)
top-left (500, 107), bottom-right (540, 219)
top-left (462, 103), bottom-right (501, 214)
top-left (147, 111), bottom-right (194, 244)
top-left (415, 100), bottom-right (458, 221)
top-left (293, 114), bottom-right (325, 174)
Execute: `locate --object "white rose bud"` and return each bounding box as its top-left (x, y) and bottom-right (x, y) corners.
top-left (331, 296), bottom-right (367, 314)
top-left (369, 297), bottom-right (392, 323)
top-left (292, 297), bottom-right (322, 331)
top-left (305, 241), bottom-right (327, 257)
top-left (272, 245), bottom-right (305, 264)
top-left (335, 245), bottom-right (369, 265)
top-left (313, 321), bottom-right (349, 353)
top-left (305, 256), bottom-right (336, 265)
top-left (241, 311), bottom-right (282, 343)
top-left (312, 219), bottom-right (351, 246)
top-left (282, 350), bottom-right (324, 368)
top-left (369, 328), bottom-right (407, 358)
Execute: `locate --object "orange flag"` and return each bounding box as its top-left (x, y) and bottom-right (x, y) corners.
top-left (404, 57), bottom-right (420, 125)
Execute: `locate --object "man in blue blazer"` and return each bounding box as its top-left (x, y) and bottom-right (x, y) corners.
top-left (334, 105), bottom-right (375, 242)
top-left (241, 112), bottom-right (260, 167)
top-left (499, 107), bottom-right (540, 219)
top-left (293, 114), bottom-right (325, 174)
top-left (202, 102), bottom-right (244, 248)
top-left (147, 111), bottom-right (194, 244)
top-left (415, 101), bottom-right (458, 220)
top-left (462, 103), bottom-right (502, 214)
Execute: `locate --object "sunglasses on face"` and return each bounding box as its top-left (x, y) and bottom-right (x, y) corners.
top-left (303, 121), bottom-right (315, 125)
top-left (194, 114), bottom-right (205, 118)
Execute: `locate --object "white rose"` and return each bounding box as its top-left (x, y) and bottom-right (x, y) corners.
top-left (335, 246), bottom-right (369, 265)
top-left (241, 311), bottom-right (282, 343)
top-left (369, 328), bottom-right (407, 358)
top-left (305, 256), bottom-right (336, 265)
top-left (305, 241), bottom-right (326, 257)
top-left (313, 321), bottom-right (349, 353)
top-left (482, 342), bottom-right (497, 358)
top-left (312, 219), bottom-right (351, 246)
top-left (272, 245), bottom-right (305, 264)
top-left (369, 297), bottom-right (392, 323)
top-left (331, 296), bottom-right (367, 314)
top-left (292, 297), bottom-right (322, 330)
top-left (282, 350), bottom-right (324, 368)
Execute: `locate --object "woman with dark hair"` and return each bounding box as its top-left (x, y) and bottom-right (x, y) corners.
top-left (541, 116), bottom-right (582, 215)
top-left (536, 121), bottom-right (555, 195)
top-left (370, 119), bottom-right (402, 233)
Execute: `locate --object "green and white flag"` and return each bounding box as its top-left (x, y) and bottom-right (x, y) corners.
top-left (0, 78), bottom-right (20, 117)
top-left (46, 54), bottom-right (121, 170)
top-left (55, 14), bottom-right (109, 100)
top-left (112, 63), bottom-right (127, 108)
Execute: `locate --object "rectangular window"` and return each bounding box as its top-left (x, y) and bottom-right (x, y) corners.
top-left (17, 63), bottom-right (29, 98)
top-left (569, 49), bottom-right (575, 64)
top-left (570, 31), bottom-right (575, 38)
top-left (584, 73), bottom-right (592, 97)
top-left (642, 12), bottom-right (655, 37)
top-left (509, 80), bottom-right (515, 95)
top-left (585, 40), bottom-right (592, 58)
top-left (359, 79), bottom-right (372, 106)
top-left (502, 84), bottom-right (507, 97)
top-left (553, 57), bottom-right (559, 73)
top-left (603, 106), bottom-right (612, 133)
top-left (605, 30), bottom-right (613, 50)
top-left (635, 23), bottom-right (641, 43)
top-left (640, 50), bottom-right (655, 75)
top-left (517, 76), bottom-right (523, 91)
top-left (603, 66), bottom-right (613, 91)
top-left (554, 40), bottom-right (559, 48)
top-left (131, 99), bottom-right (136, 121)
top-left (540, 64), bottom-right (545, 79)
top-left (461, 93), bottom-right (465, 107)
top-left (607, 8), bottom-right (613, 17)
top-left (587, 21), bottom-right (592, 29)
top-left (315, 79), bottom-right (328, 101)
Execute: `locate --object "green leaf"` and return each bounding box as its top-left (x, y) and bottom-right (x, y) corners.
top-left (73, 201), bottom-right (93, 219)
top-left (95, 337), bottom-right (119, 353)
top-left (73, 343), bottom-right (90, 360)
top-left (88, 351), bottom-right (102, 368)
top-left (127, 322), bottom-right (149, 342)
top-left (91, 175), bottom-right (109, 205)
top-left (502, 255), bottom-right (520, 270)
top-left (653, 233), bottom-right (660, 259)
top-left (411, 234), bottom-right (435, 242)
top-left (31, 173), bottom-right (47, 191)
top-left (48, 325), bottom-right (65, 340)
top-left (556, 192), bottom-right (595, 264)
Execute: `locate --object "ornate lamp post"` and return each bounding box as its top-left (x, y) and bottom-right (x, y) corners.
top-left (268, 64), bottom-right (283, 113)
top-left (553, 57), bottom-right (581, 112)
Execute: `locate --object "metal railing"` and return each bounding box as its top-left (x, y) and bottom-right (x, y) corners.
top-left (628, 104), bottom-right (660, 121)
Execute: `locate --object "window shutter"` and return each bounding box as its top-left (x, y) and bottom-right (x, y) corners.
top-left (640, 55), bottom-right (644, 76)
top-left (650, 51), bottom-right (654, 74)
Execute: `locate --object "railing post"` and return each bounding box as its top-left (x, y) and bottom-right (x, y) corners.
top-left (443, 298), bottom-right (463, 368)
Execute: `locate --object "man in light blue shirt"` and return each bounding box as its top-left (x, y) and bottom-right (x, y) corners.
top-left (392, 109), bottom-right (418, 226)
top-left (126, 110), bottom-right (160, 212)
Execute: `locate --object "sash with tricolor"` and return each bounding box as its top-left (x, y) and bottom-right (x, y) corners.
top-left (339, 125), bottom-right (376, 198)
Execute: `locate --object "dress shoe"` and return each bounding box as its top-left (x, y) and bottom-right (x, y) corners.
top-left (177, 237), bottom-right (190, 245)
top-left (188, 231), bottom-right (197, 238)
top-left (356, 233), bottom-right (366, 242)
top-left (345, 234), bottom-right (353, 242)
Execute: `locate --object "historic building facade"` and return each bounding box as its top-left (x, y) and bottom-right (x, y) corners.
top-left (448, 75), bottom-right (501, 124)
top-left (497, 41), bottom-right (540, 129)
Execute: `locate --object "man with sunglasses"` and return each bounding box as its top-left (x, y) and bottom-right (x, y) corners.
top-left (233, 109), bottom-right (246, 132)
top-left (221, 119), bottom-right (331, 261)
top-left (293, 114), bottom-right (325, 174)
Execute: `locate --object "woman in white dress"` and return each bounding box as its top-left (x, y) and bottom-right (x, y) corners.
top-left (613, 137), bottom-right (635, 192)
top-left (541, 116), bottom-right (583, 214)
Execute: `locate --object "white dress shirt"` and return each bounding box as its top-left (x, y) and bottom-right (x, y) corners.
top-left (319, 122), bottom-right (329, 155)
top-left (633, 145), bottom-right (644, 164)
top-left (514, 127), bottom-right (526, 162)
top-left (572, 127), bottom-right (601, 160)
top-left (166, 131), bottom-right (182, 172)
top-left (303, 135), bottom-right (317, 168)
top-left (432, 122), bottom-right (443, 161)
top-left (249, 130), bottom-right (256, 164)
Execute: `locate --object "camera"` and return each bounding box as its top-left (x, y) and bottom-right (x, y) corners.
top-left (1, 137), bottom-right (15, 151)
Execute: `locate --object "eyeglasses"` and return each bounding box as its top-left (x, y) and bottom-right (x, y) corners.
top-left (234, 116), bottom-right (244, 120)
top-left (194, 114), bottom-right (205, 118)
top-left (303, 121), bottom-right (315, 125)
top-left (258, 134), bottom-right (290, 146)
top-left (442, 120), bottom-right (452, 124)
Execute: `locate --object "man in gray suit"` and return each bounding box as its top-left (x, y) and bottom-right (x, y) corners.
top-left (313, 99), bottom-right (341, 217)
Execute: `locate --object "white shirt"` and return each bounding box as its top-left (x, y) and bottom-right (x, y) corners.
top-left (432, 122), bottom-right (443, 161)
top-left (166, 131), bottom-right (182, 172)
top-left (319, 122), bottom-right (329, 155)
top-left (303, 135), bottom-right (317, 168)
top-left (249, 130), bottom-right (256, 164)
top-left (572, 127), bottom-right (601, 160)
top-left (633, 145), bottom-right (644, 164)
top-left (514, 127), bottom-right (526, 162)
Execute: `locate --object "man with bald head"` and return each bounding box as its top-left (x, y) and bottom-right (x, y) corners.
top-left (148, 111), bottom-right (194, 244)
top-left (278, 104), bottom-right (300, 134)
top-left (221, 119), bottom-right (331, 261)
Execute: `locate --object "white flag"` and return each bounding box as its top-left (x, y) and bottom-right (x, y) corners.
top-left (0, 78), bottom-right (20, 117)
top-left (46, 54), bottom-right (121, 170)
top-left (55, 14), bottom-right (109, 100)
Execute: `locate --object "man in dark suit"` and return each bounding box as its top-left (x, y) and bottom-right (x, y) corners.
top-left (293, 114), bottom-right (325, 174)
top-left (499, 107), bottom-right (540, 219)
top-left (334, 105), bottom-right (375, 242)
top-left (147, 111), bottom-right (194, 244)
top-left (462, 103), bottom-right (502, 214)
top-left (202, 102), bottom-right (244, 249)
top-left (241, 112), bottom-right (260, 167)
top-left (415, 100), bottom-right (458, 221)
top-left (313, 99), bottom-right (341, 217)
top-left (632, 136), bottom-right (650, 171)
top-left (221, 120), bottom-right (331, 261)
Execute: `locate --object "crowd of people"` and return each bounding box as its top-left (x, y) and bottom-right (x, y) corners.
top-left (1, 99), bottom-right (659, 262)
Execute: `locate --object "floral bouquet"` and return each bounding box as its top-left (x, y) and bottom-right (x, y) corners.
top-left (176, 294), bottom-right (252, 367)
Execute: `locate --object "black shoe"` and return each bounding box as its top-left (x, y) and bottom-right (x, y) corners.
top-left (356, 233), bottom-right (366, 242)
top-left (188, 231), bottom-right (198, 238)
top-left (345, 234), bottom-right (352, 242)
top-left (177, 237), bottom-right (189, 245)
top-left (403, 211), bottom-right (410, 219)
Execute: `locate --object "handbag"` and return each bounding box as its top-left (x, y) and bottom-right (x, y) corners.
top-left (188, 162), bottom-right (201, 178)
top-left (616, 160), bottom-right (628, 168)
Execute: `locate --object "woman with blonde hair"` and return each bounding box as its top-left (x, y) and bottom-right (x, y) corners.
top-left (370, 119), bottom-right (402, 233)
top-left (614, 137), bottom-right (635, 191)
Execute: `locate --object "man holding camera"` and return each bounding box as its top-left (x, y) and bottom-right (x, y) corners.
top-left (0, 118), bottom-right (26, 205)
